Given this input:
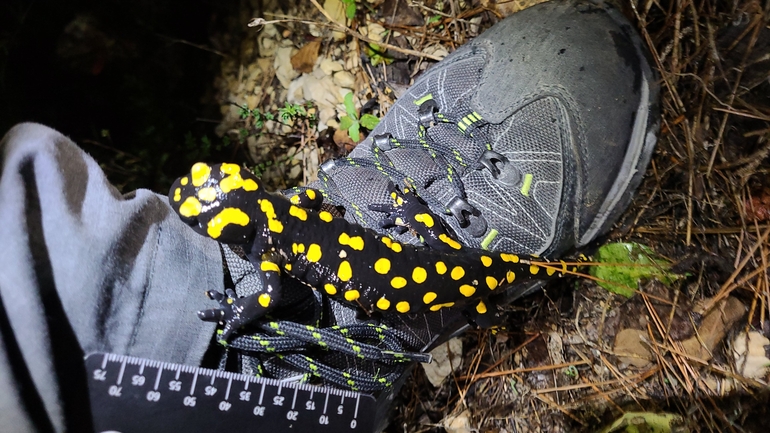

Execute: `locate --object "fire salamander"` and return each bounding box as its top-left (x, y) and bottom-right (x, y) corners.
top-left (169, 163), bottom-right (578, 340)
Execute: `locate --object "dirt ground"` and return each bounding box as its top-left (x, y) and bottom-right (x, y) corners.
top-left (211, 0), bottom-right (770, 431)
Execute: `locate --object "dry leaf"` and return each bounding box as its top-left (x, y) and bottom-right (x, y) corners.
top-left (680, 297), bottom-right (745, 361)
top-left (290, 40), bottom-right (321, 74)
top-left (614, 328), bottom-right (653, 368)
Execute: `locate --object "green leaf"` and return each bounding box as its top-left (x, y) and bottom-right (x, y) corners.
top-left (359, 113), bottom-right (380, 130)
top-left (348, 122), bottom-right (360, 142)
top-left (345, 1), bottom-right (356, 20)
top-left (339, 115), bottom-right (354, 131)
top-left (343, 92), bottom-right (357, 119)
top-left (427, 15), bottom-right (442, 25)
top-left (589, 242), bottom-right (679, 298)
top-left (599, 412), bottom-right (686, 433)
top-left (364, 43), bottom-right (394, 67)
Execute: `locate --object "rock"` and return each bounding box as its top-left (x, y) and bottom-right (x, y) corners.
top-left (361, 22), bottom-right (386, 42)
top-left (318, 107), bottom-right (337, 131)
top-left (333, 70), bottom-right (356, 89)
top-left (323, 0), bottom-right (347, 40)
top-left (733, 331), bottom-right (770, 380)
top-left (421, 337), bottom-right (463, 387)
top-left (258, 24), bottom-right (279, 58)
top-left (422, 44), bottom-right (449, 60)
top-left (319, 57), bottom-right (344, 75)
top-left (442, 410), bottom-right (472, 433)
top-left (245, 94), bottom-right (259, 110)
top-left (274, 46), bottom-right (298, 89)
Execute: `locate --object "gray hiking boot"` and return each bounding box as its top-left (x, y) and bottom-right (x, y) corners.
top-left (318, 0), bottom-right (659, 260)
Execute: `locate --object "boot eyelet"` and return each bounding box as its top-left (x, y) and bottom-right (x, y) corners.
top-left (417, 99), bottom-right (440, 128)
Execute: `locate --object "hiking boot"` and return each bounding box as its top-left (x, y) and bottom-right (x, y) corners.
top-left (321, 0), bottom-right (658, 260)
top-left (201, 1), bottom-right (659, 430)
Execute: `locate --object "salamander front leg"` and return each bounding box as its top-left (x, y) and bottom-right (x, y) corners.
top-left (369, 182), bottom-right (459, 252)
top-left (198, 257), bottom-right (284, 340)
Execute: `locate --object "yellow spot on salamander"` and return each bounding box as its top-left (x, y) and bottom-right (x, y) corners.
top-left (348, 237), bottom-right (364, 251)
top-left (412, 267), bottom-right (427, 284)
top-left (258, 293), bottom-right (271, 308)
top-left (459, 284), bottom-right (475, 297)
top-left (220, 163), bottom-right (240, 174)
top-left (500, 253), bottom-right (519, 263)
top-left (390, 277), bottom-right (407, 289)
top-left (284, 263), bottom-right (292, 271)
top-left (338, 233), bottom-right (364, 251)
top-left (486, 276), bottom-right (498, 290)
top-left (450, 266), bottom-right (465, 280)
top-left (438, 233), bottom-right (462, 250)
top-left (396, 301), bottom-right (410, 313)
top-left (429, 302), bottom-right (454, 312)
top-left (190, 163), bottom-right (211, 187)
top-left (306, 189), bottom-right (316, 200)
top-left (243, 179), bottom-right (258, 191)
top-left (376, 298), bottom-right (391, 310)
top-left (259, 199), bottom-right (276, 218)
top-left (290, 195), bottom-right (300, 204)
top-left (220, 172), bottom-right (257, 193)
top-left (260, 262), bottom-right (280, 273)
top-left (197, 187), bottom-right (217, 202)
top-left (173, 188), bottom-right (181, 202)
top-left (289, 205), bottom-right (308, 221)
top-left (435, 261), bottom-right (447, 275)
top-left (179, 197), bottom-right (202, 217)
top-left (338, 261), bottom-right (352, 281)
top-left (324, 284), bottom-right (337, 295)
top-left (506, 270), bottom-right (516, 283)
top-left (476, 300), bottom-right (487, 314)
top-left (306, 244), bottom-right (322, 262)
top-left (423, 292), bottom-right (437, 304)
top-left (344, 290), bottom-right (360, 301)
top-left (530, 265), bottom-right (539, 275)
top-left (480, 256), bottom-right (493, 267)
top-left (382, 237), bottom-right (392, 247)
top-left (374, 258), bottom-right (391, 274)
top-left (319, 211), bottom-right (333, 222)
top-left (547, 266), bottom-right (556, 276)
top-left (268, 219), bottom-right (283, 234)
top-left (180, 177), bottom-right (189, 186)
top-left (414, 213), bottom-right (434, 228)
top-left (206, 207), bottom-right (250, 239)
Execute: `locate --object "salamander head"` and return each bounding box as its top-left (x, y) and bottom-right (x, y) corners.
top-left (169, 162), bottom-right (267, 243)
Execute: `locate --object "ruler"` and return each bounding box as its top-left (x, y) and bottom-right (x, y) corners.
top-left (86, 352), bottom-right (379, 433)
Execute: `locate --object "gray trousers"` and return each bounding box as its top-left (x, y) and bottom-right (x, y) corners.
top-left (0, 123), bottom-right (221, 432)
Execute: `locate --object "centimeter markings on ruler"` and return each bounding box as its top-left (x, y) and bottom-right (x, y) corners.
top-left (86, 352), bottom-right (376, 433)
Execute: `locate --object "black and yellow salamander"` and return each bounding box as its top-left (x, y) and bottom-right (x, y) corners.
top-left (169, 163), bottom-right (578, 340)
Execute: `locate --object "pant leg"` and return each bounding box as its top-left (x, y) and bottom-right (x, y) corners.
top-left (0, 123), bottom-right (222, 432)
